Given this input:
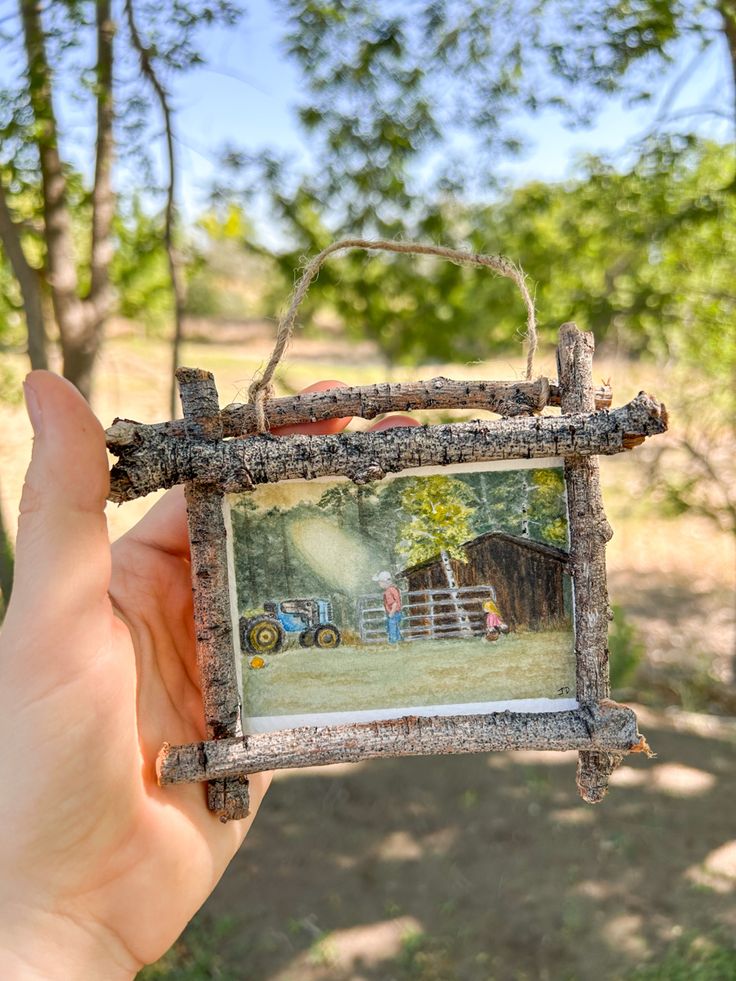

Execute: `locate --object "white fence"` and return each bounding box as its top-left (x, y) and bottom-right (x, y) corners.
top-left (356, 585), bottom-right (497, 644)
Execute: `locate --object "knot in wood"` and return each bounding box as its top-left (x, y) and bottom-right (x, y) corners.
top-left (222, 467), bottom-right (255, 494)
top-left (352, 463), bottom-right (386, 485)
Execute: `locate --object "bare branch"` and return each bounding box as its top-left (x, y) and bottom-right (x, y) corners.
top-left (108, 391), bottom-right (668, 504)
top-left (105, 376), bottom-right (614, 451)
top-left (0, 178), bottom-right (47, 369)
top-left (124, 0), bottom-right (186, 419)
top-left (88, 0), bottom-right (116, 320)
top-left (157, 702), bottom-right (647, 784)
top-left (20, 0), bottom-right (82, 361)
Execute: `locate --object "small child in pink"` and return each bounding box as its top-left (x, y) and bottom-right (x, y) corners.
top-left (483, 598), bottom-right (509, 642)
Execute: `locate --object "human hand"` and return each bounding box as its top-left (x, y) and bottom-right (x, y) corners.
top-left (0, 372), bottom-right (416, 979)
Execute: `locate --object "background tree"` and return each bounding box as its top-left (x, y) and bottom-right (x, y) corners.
top-left (0, 481), bottom-right (13, 616)
top-left (212, 0), bottom-right (732, 371)
top-left (279, 0), bottom-right (735, 224)
top-left (0, 0), bottom-right (238, 400)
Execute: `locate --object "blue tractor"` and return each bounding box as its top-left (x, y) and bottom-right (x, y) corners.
top-left (240, 598), bottom-right (341, 654)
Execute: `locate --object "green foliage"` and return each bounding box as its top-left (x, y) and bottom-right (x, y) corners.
top-left (530, 469), bottom-right (568, 545)
top-left (110, 199), bottom-right (172, 333)
top-left (0, 256), bottom-right (26, 350)
top-left (0, 360), bottom-right (24, 406)
top-left (241, 137), bottom-right (736, 368)
top-left (279, 0), bottom-right (731, 218)
top-left (608, 604), bottom-right (646, 690)
top-left (0, 482), bottom-right (14, 620)
top-left (631, 932), bottom-right (736, 981)
top-left (460, 468), bottom-right (568, 548)
top-left (184, 205), bottom-right (280, 320)
top-left (137, 917), bottom-right (236, 980)
top-left (476, 138), bottom-right (736, 372)
top-left (398, 476), bottom-right (477, 567)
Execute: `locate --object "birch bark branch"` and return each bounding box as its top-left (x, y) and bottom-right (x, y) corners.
top-left (107, 376), bottom-right (614, 450)
top-left (179, 368), bottom-right (249, 821)
top-left (109, 391), bottom-right (667, 503)
top-left (557, 322), bottom-right (626, 803)
top-left (157, 702), bottom-right (647, 784)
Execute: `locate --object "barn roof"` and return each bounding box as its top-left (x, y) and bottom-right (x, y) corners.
top-left (399, 530), bottom-right (569, 579)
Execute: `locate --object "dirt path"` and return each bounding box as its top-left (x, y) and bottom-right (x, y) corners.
top-left (195, 704), bottom-right (736, 981)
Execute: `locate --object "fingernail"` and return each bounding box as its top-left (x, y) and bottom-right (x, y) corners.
top-left (23, 379), bottom-right (43, 435)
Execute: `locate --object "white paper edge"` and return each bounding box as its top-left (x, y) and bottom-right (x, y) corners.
top-left (244, 697), bottom-right (580, 734)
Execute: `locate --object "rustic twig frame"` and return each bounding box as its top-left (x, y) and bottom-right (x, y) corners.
top-left (106, 323), bottom-right (666, 821)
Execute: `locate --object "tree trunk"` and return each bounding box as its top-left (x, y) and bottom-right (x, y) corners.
top-left (0, 481), bottom-right (14, 616)
top-left (20, 0), bottom-right (86, 381)
top-left (719, 2), bottom-right (736, 145)
top-left (356, 487), bottom-right (372, 539)
top-left (519, 471), bottom-right (531, 538)
top-left (0, 181), bottom-right (48, 370)
top-left (60, 336), bottom-right (103, 403)
top-left (123, 0), bottom-right (185, 419)
top-left (439, 548), bottom-right (472, 634)
top-left (20, 0), bottom-right (116, 401)
top-left (87, 0), bottom-right (116, 321)
top-left (278, 510), bottom-right (293, 594)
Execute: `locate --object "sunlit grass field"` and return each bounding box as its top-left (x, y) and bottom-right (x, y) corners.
top-left (242, 628), bottom-right (575, 722)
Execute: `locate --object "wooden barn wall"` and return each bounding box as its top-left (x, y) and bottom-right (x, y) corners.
top-left (404, 539), bottom-right (569, 631)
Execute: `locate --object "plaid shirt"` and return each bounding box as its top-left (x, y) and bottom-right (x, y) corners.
top-left (382, 585), bottom-right (402, 615)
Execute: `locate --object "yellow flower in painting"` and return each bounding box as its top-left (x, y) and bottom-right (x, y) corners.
top-left (249, 656), bottom-right (266, 670)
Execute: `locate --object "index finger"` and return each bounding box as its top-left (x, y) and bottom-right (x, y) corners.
top-left (270, 379), bottom-right (353, 436)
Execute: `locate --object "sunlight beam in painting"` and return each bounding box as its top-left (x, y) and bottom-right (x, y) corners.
top-left (288, 517), bottom-right (380, 594)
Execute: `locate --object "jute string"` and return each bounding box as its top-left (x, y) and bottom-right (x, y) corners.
top-left (248, 238), bottom-right (538, 432)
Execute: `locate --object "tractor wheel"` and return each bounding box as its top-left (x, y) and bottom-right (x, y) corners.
top-left (242, 616), bottom-right (284, 655)
top-left (299, 629), bottom-right (316, 648)
top-left (314, 623), bottom-right (341, 649)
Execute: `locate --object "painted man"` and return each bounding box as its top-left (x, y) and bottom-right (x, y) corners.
top-left (373, 571), bottom-right (403, 644)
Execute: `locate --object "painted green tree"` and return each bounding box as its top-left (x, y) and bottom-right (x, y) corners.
top-left (460, 468), bottom-right (567, 547)
top-left (317, 482), bottom-right (382, 540)
top-left (397, 475), bottom-right (478, 630)
top-left (527, 469), bottom-right (568, 547)
top-left (398, 476), bottom-right (477, 579)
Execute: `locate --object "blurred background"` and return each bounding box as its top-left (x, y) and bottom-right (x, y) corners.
top-left (0, 1), bottom-right (734, 978)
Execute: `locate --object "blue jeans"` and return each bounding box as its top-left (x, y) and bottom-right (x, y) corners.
top-left (387, 612), bottom-right (403, 644)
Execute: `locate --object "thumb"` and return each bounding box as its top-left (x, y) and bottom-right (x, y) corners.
top-left (9, 371), bottom-right (111, 625)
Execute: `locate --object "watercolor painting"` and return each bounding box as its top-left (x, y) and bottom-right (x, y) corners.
top-left (227, 460), bottom-right (576, 733)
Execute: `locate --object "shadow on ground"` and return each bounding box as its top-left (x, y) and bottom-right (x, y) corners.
top-left (188, 706), bottom-right (736, 980)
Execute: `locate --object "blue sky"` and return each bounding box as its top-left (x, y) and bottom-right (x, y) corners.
top-left (0, 0), bottom-right (732, 236)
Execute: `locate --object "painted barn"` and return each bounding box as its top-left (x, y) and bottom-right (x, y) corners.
top-left (400, 532), bottom-right (570, 632)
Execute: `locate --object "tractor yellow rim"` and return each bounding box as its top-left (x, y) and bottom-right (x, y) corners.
top-left (319, 629), bottom-right (338, 648)
top-left (249, 624), bottom-right (279, 652)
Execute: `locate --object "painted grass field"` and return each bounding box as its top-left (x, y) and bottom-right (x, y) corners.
top-left (242, 629), bottom-right (576, 722)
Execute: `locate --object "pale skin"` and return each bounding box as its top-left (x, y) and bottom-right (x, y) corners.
top-left (0, 371), bottom-right (418, 979)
